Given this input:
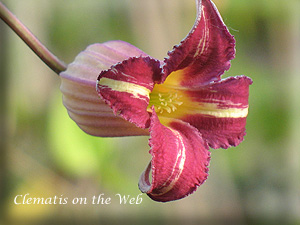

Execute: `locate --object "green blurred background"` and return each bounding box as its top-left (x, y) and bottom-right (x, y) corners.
top-left (0, 0), bottom-right (299, 224)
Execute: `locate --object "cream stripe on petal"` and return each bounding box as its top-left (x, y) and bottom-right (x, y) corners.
top-left (149, 84), bottom-right (249, 119)
top-left (154, 97), bottom-right (249, 119)
top-left (190, 103), bottom-right (249, 118)
top-left (152, 129), bottom-right (186, 196)
top-left (99, 77), bottom-right (151, 99)
top-left (204, 107), bottom-right (249, 118)
top-left (194, 8), bottom-right (209, 58)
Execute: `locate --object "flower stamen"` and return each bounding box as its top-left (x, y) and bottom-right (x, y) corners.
top-left (149, 91), bottom-right (183, 114)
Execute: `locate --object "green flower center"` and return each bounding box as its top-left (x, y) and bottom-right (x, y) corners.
top-left (149, 90), bottom-right (183, 114)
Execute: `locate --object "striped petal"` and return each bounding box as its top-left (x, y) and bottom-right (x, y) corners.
top-left (150, 76), bottom-right (252, 149)
top-left (162, 0), bottom-right (235, 87)
top-left (60, 41), bottom-right (149, 136)
top-left (180, 76), bottom-right (253, 149)
top-left (139, 109), bottom-right (210, 202)
top-left (97, 57), bottom-right (162, 129)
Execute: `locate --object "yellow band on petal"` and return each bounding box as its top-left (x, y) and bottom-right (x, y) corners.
top-left (171, 95), bottom-right (249, 119)
top-left (149, 82), bottom-right (249, 120)
top-left (183, 102), bottom-right (249, 118)
top-left (99, 77), bottom-right (151, 99)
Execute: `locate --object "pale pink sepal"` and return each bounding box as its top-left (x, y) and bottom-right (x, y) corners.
top-left (60, 41), bottom-right (149, 137)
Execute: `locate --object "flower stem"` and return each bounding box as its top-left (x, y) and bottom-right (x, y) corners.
top-left (0, 1), bottom-right (67, 74)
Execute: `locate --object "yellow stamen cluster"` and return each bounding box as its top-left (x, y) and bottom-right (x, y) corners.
top-left (149, 92), bottom-right (183, 114)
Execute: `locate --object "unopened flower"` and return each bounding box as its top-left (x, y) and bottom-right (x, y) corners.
top-left (97, 0), bottom-right (252, 202)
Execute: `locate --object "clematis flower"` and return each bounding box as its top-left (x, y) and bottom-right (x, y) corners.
top-left (96, 0), bottom-right (252, 202)
top-left (1, 0), bottom-right (251, 203)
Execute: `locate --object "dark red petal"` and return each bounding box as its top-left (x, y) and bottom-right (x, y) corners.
top-left (97, 57), bottom-right (162, 129)
top-left (163, 0), bottom-right (235, 86)
top-left (139, 109), bottom-right (211, 202)
top-left (181, 76), bottom-right (253, 149)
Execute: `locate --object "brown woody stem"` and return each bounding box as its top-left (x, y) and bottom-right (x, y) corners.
top-left (0, 1), bottom-right (67, 74)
